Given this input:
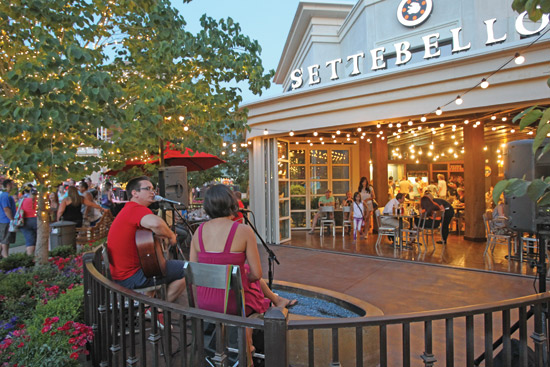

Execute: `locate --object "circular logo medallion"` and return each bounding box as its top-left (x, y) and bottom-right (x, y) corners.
top-left (397, 0), bottom-right (433, 27)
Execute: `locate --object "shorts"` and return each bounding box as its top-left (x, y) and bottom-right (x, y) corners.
top-left (0, 222), bottom-right (16, 245)
top-left (115, 260), bottom-right (186, 289)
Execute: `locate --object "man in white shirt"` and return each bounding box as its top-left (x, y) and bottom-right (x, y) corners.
top-left (398, 177), bottom-right (412, 199)
top-left (381, 193), bottom-right (406, 229)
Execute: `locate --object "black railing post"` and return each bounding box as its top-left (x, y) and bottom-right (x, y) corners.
top-left (264, 307), bottom-right (289, 367)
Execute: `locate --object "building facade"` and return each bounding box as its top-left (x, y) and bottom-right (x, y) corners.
top-left (245, 0), bottom-right (550, 244)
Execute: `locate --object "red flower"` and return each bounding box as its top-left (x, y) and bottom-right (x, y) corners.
top-left (70, 352), bottom-right (79, 360)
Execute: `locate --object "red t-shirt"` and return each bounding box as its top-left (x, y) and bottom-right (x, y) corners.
top-left (21, 197), bottom-right (37, 218)
top-left (107, 201), bottom-right (152, 281)
top-left (232, 200), bottom-right (245, 223)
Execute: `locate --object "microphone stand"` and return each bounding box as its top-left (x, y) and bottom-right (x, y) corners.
top-left (241, 210), bottom-right (279, 289)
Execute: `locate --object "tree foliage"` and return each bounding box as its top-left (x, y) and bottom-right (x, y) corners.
top-left (493, 1), bottom-right (550, 207)
top-left (0, 0), bottom-right (274, 262)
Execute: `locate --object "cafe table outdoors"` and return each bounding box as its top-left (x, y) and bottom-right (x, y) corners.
top-left (383, 207), bottom-right (421, 250)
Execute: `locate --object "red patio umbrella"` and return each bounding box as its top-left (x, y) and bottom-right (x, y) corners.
top-left (105, 146), bottom-right (226, 176)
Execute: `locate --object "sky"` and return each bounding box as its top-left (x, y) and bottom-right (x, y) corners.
top-left (168, 0), bottom-right (311, 104)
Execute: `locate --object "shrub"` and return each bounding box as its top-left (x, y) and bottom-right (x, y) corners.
top-left (49, 245), bottom-right (76, 258)
top-left (0, 253), bottom-right (34, 272)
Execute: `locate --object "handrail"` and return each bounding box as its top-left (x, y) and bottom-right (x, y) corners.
top-left (83, 247), bottom-right (550, 367)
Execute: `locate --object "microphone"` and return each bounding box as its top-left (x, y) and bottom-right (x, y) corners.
top-left (154, 195), bottom-right (184, 206)
top-left (239, 208), bottom-right (252, 213)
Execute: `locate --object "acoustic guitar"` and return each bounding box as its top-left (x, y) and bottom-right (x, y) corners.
top-left (135, 229), bottom-right (167, 278)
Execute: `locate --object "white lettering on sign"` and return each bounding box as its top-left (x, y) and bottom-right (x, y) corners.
top-left (450, 27), bottom-right (471, 52)
top-left (516, 11), bottom-right (550, 36)
top-left (422, 33), bottom-right (441, 59)
top-left (326, 58), bottom-right (342, 80)
top-left (347, 52), bottom-right (365, 76)
top-left (308, 64), bottom-right (321, 85)
top-left (290, 68), bottom-right (303, 90)
top-left (288, 12), bottom-right (549, 90)
top-left (484, 18), bottom-right (507, 45)
top-left (394, 41), bottom-right (412, 65)
top-left (370, 47), bottom-right (386, 70)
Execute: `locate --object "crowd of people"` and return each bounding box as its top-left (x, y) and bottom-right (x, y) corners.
top-left (0, 177), bottom-right (116, 258)
top-left (388, 174), bottom-right (466, 204)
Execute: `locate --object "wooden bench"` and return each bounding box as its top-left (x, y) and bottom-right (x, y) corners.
top-left (76, 211), bottom-right (114, 247)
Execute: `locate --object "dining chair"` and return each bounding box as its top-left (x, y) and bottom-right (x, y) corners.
top-left (341, 206), bottom-right (352, 236)
top-left (518, 235), bottom-right (539, 263)
top-left (423, 210), bottom-right (444, 250)
top-left (184, 261), bottom-right (259, 367)
top-left (482, 212), bottom-right (513, 260)
top-left (401, 211), bottom-right (427, 251)
top-left (374, 210), bottom-right (400, 249)
top-left (319, 205), bottom-right (336, 237)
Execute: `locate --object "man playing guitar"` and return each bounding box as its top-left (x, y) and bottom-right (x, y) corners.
top-left (107, 176), bottom-right (186, 303)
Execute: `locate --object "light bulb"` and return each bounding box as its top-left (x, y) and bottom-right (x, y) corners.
top-left (289, 130), bottom-right (295, 136)
top-left (421, 116), bottom-right (427, 122)
top-left (436, 107), bottom-right (442, 115)
top-left (480, 78), bottom-right (489, 89)
top-left (408, 120), bottom-right (413, 126)
top-left (263, 129), bottom-right (269, 135)
top-left (455, 96), bottom-right (463, 105)
top-left (313, 131), bottom-right (318, 136)
top-left (514, 52), bottom-right (525, 65)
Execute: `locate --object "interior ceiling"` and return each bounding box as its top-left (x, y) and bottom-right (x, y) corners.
top-left (283, 105), bottom-right (546, 150)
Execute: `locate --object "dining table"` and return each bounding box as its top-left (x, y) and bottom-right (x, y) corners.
top-left (384, 210), bottom-right (419, 249)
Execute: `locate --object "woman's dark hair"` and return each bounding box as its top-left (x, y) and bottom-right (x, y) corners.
top-left (421, 196), bottom-right (440, 217)
top-left (203, 184), bottom-right (239, 219)
top-left (126, 176), bottom-right (151, 199)
top-left (66, 186), bottom-right (82, 206)
top-left (358, 176), bottom-right (371, 194)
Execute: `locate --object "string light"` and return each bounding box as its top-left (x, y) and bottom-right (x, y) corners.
top-left (480, 78), bottom-right (489, 89)
top-left (421, 116), bottom-right (427, 122)
top-left (313, 131), bottom-right (318, 136)
top-left (289, 130), bottom-right (294, 137)
top-left (435, 107), bottom-right (442, 115)
top-left (263, 129), bottom-right (269, 135)
top-left (455, 96), bottom-right (463, 105)
top-left (514, 52), bottom-right (525, 65)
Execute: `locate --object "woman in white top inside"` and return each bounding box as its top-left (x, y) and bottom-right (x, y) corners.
top-left (351, 192), bottom-right (365, 241)
top-left (358, 177), bottom-right (376, 239)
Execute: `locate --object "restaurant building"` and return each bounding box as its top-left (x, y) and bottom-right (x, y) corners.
top-left (244, 0), bottom-right (550, 244)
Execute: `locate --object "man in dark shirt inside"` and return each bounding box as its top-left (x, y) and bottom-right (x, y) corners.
top-left (425, 192), bottom-right (454, 245)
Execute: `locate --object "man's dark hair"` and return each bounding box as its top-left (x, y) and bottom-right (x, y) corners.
top-left (395, 193), bottom-right (404, 200)
top-left (203, 184), bottom-right (238, 219)
top-left (79, 180), bottom-right (88, 190)
top-left (126, 176), bottom-right (151, 199)
top-left (2, 179), bottom-right (13, 189)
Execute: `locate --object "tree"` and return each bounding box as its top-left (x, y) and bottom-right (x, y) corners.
top-left (0, 0), bottom-right (274, 263)
top-left (493, 1), bottom-right (550, 206)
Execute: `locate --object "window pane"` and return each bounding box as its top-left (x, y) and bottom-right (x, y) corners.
top-left (290, 149), bottom-right (305, 165)
top-left (278, 162), bottom-right (288, 180)
top-left (279, 181), bottom-right (289, 198)
top-left (310, 196), bottom-right (321, 210)
top-left (291, 212), bottom-right (306, 228)
top-left (290, 181), bottom-right (306, 195)
top-left (291, 197), bottom-right (306, 210)
top-left (310, 150), bottom-right (327, 164)
top-left (332, 150), bottom-right (349, 164)
top-left (290, 166), bottom-right (305, 180)
top-left (332, 166), bottom-right (349, 180)
top-left (310, 166), bottom-right (328, 180)
top-left (278, 141), bottom-right (288, 160)
top-left (279, 200), bottom-right (289, 217)
top-left (280, 219), bottom-right (290, 239)
top-left (332, 181), bottom-right (349, 196)
top-left (310, 182), bottom-right (328, 195)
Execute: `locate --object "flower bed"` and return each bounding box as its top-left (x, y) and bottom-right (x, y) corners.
top-left (0, 244), bottom-right (94, 366)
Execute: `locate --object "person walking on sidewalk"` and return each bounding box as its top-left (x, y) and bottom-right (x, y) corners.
top-left (0, 180), bottom-right (16, 258)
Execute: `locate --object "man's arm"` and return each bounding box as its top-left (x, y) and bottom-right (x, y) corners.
top-left (3, 207), bottom-right (13, 221)
top-left (140, 214), bottom-right (176, 245)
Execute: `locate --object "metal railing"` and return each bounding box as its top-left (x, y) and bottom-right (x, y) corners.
top-left (83, 248), bottom-right (550, 366)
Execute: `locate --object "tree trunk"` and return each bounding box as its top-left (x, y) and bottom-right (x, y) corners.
top-left (35, 192), bottom-right (50, 264)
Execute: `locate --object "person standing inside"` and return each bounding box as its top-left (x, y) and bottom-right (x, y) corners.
top-left (398, 177), bottom-right (412, 200)
top-left (308, 189), bottom-right (335, 234)
top-left (20, 185), bottom-right (38, 256)
top-left (437, 174), bottom-right (447, 199)
top-left (358, 177), bottom-right (376, 239)
top-left (0, 179), bottom-right (16, 258)
top-left (425, 193), bottom-right (454, 245)
top-left (351, 192), bottom-right (365, 241)
top-left (107, 176), bottom-right (186, 305)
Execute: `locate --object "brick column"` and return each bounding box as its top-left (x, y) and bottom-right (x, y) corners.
top-left (464, 122), bottom-right (486, 240)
